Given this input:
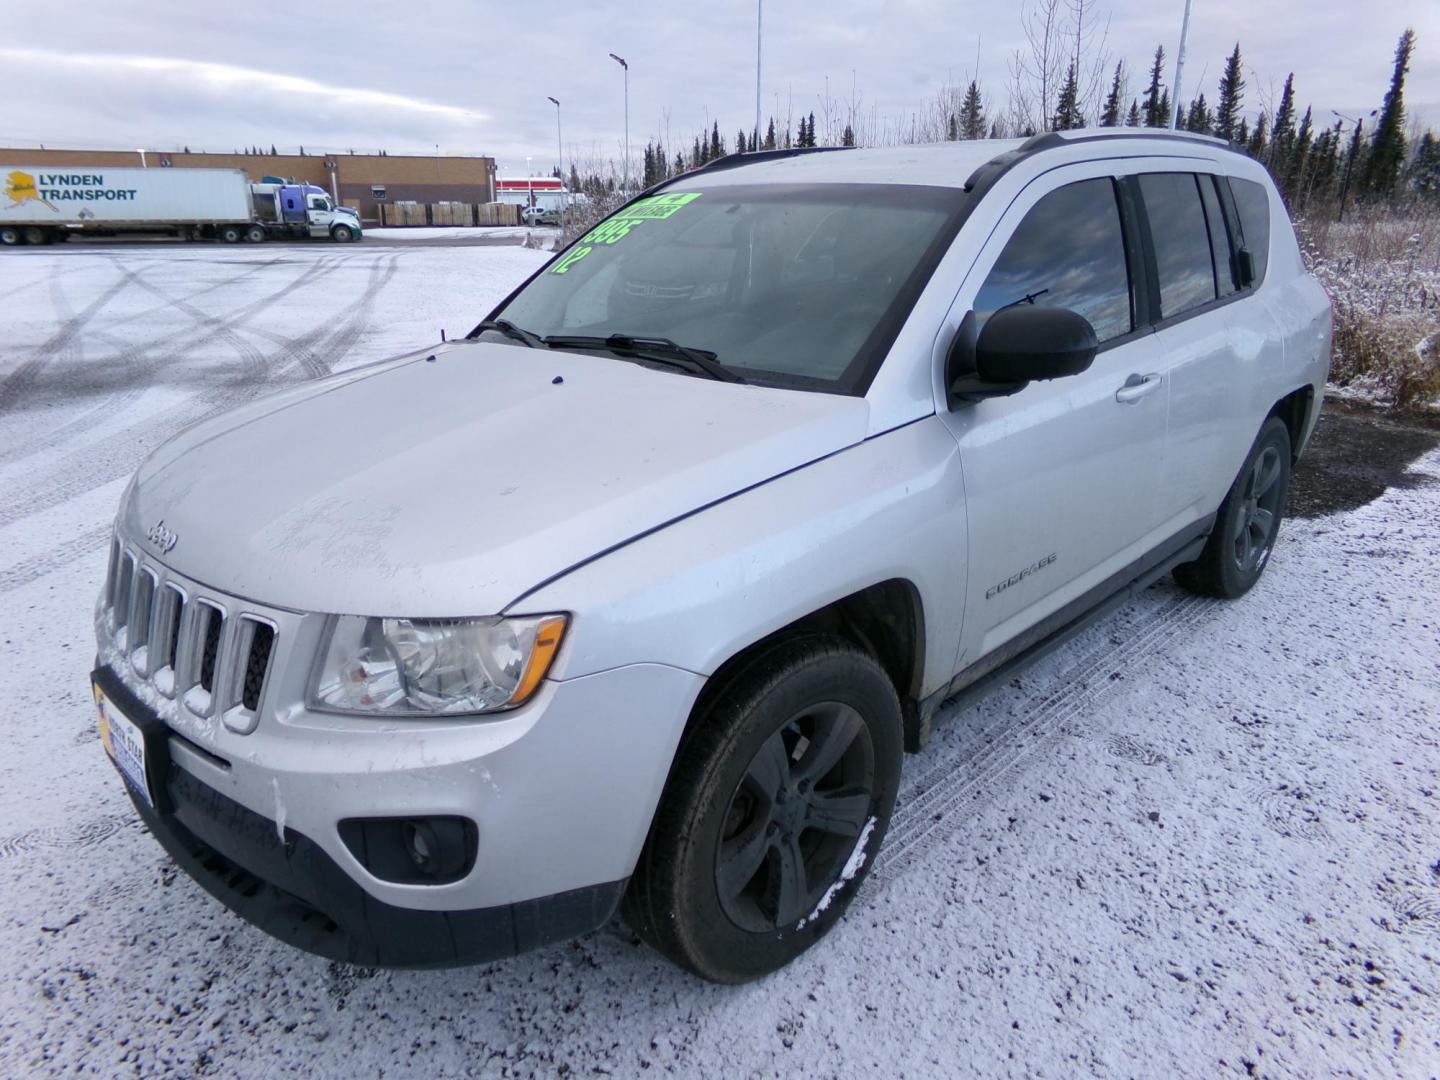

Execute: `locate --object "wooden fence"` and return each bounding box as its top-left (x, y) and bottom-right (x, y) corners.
top-left (377, 202), bottom-right (521, 227)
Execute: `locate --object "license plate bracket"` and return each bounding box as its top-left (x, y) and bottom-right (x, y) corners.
top-left (93, 671), bottom-right (173, 814)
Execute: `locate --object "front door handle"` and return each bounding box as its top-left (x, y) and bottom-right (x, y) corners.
top-left (1115, 372), bottom-right (1162, 404)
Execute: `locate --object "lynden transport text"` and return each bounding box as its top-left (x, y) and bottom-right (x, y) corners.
top-left (30, 175), bottom-right (139, 200)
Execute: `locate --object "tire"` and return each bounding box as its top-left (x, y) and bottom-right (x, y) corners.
top-left (1175, 415), bottom-right (1292, 599)
top-left (219, 225), bottom-right (242, 244)
top-left (21, 226), bottom-right (50, 246)
top-left (624, 635), bottom-right (902, 983)
top-left (330, 224), bottom-right (357, 243)
top-left (244, 224), bottom-right (266, 243)
top-left (0, 227), bottom-right (20, 246)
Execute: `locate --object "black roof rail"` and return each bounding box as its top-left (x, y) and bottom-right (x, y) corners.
top-left (962, 127), bottom-right (1245, 194)
top-left (694, 145), bottom-right (858, 175)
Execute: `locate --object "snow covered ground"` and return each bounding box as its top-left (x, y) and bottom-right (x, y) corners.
top-left (363, 226), bottom-right (562, 243)
top-left (1, 244), bottom-right (1438, 1078)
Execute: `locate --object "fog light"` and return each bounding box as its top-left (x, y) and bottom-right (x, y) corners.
top-left (338, 816), bottom-right (477, 885)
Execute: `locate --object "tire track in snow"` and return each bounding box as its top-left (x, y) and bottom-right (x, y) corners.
top-left (0, 261), bottom-right (144, 415)
top-left (0, 814), bottom-right (137, 862)
top-left (872, 594), bottom-right (1219, 884)
top-left (0, 257), bottom-right (297, 467)
top-left (0, 254), bottom-right (367, 530)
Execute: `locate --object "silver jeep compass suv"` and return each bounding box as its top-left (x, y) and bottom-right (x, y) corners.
top-left (93, 130), bottom-right (1331, 982)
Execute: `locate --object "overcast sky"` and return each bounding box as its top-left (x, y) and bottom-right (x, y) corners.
top-left (5, 1), bottom-right (1436, 175)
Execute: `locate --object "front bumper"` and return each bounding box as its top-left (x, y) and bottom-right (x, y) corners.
top-left (92, 648), bottom-right (704, 966)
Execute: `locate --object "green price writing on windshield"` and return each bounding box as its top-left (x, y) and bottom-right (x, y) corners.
top-left (549, 192), bottom-right (702, 275)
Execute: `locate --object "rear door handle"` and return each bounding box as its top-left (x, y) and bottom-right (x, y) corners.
top-left (1115, 372), bottom-right (1162, 404)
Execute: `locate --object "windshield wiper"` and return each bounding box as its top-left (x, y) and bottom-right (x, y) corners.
top-left (474, 318), bottom-right (546, 348)
top-left (543, 333), bottom-right (746, 384)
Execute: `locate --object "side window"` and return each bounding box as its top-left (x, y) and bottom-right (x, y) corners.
top-left (1228, 178), bottom-right (1271, 287)
top-left (1199, 176), bottom-right (1240, 297)
top-left (1137, 173), bottom-right (1217, 319)
top-left (972, 177), bottom-right (1133, 344)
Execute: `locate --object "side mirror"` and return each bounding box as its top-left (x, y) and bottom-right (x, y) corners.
top-left (947, 304), bottom-right (1098, 407)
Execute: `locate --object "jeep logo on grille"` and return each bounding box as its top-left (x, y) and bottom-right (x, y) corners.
top-left (145, 519), bottom-right (178, 554)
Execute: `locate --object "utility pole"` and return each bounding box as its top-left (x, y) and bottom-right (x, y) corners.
top-left (547, 96), bottom-right (565, 233)
top-left (755, 0), bottom-right (763, 149)
top-left (1170, 0), bottom-right (1193, 131)
top-left (609, 53), bottom-right (629, 192)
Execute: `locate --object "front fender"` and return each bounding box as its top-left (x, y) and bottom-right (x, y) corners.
top-left (514, 416), bottom-right (968, 699)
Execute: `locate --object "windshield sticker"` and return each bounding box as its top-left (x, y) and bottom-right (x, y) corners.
top-left (549, 192), bottom-right (702, 274)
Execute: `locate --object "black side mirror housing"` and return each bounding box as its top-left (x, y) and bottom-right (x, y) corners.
top-left (947, 304), bottom-right (1099, 407)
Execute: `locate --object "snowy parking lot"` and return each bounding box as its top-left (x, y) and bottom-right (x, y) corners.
top-left (1, 243), bottom-right (1438, 1077)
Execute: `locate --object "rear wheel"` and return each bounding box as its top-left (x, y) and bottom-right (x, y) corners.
top-left (330, 224), bottom-right (357, 243)
top-left (624, 635), bottom-right (902, 983)
top-left (219, 225), bottom-right (243, 244)
top-left (0, 226), bottom-right (20, 246)
top-left (1175, 416), bottom-right (1292, 599)
top-left (21, 226), bottom-right (51, 245)
top-left (244, 224), bottom-right (266, 243)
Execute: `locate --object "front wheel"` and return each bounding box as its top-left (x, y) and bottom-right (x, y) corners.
top-left (0, 226), bottom-right (21, 246)
top-left (330, 225), bottom-right (357, 243)
top-left (1175, 416), bottom-right (1292, 599)
top-left (624, 635), bottom-right (902, 983)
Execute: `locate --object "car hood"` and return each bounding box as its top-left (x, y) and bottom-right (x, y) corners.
top-left (121, 342), bottom-right (869, 615)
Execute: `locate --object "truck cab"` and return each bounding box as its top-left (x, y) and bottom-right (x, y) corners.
top-left (255, 182), bottom-right (361, 242)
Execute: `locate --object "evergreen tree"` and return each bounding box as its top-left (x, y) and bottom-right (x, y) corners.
top-left (1185, 93), bottom-right (1212, 133)
top-left (1052, 63), bottom-right (1084, 130)
top-left (765, 118), bottom-right (777, 150)
top-left (1286, 106), bottom-right (1313, 200)
top-left (642, 143), bottom-right (655, 187)
top-left (693, 135), bottom-right (705, 166)
top-left (960, 80), bottom-right (986, 138)
top-left (710, 121), bottom-right (723, 160)
top-left (1247, 112), bottom-right (1269, 159)
top-left (1100, 62), bottom-right (1124, 127)
top-left (1236, 117), bottom-right (1249, 146)
top-left (783, 122), bottom-right (792, 149)
top-left (1361, 27), bottom-right (1415, 196)
top-left (1143, 46), bottom-right (1167, 127)
top-left (737, 130), bottom-right (747, 154)
top-left (270, 144), bottom-right (278, 155)
top-left (569, 163), bottom-right (582, 190)
top-left (842, 123), bottom-right (855, 146)
top-left (1125, 100), bottom-right (1141, 127)
top-left (1409, 131), bottom-right (1440, 198)
top-left (948, 113), bottom-right (958, 141)
top-left (808, 111), bottom-right (818, 146)
top-left (1158, 90), bottom-right (1171, 128)
top-left (1214, 44), bottom-right (1245, 141)
top-left (1270, 74), bottom-right (1296, 171)
top-left (673, 151), bottom-right (685, 175)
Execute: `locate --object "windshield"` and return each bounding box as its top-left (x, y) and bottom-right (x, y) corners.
top-left (492, 183), bottom-right (967, 394)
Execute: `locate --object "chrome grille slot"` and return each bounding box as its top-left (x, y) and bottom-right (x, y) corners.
top-left (152, 584), bottom-right (185, 697)
top-left (241, 620), bottom-right (275, 711)
top-left (129, 568), bottom-right (157, 675)
top-left (198, 603), bottom-right (224, 694)
top-left (113, 552), bottom-right (136, 642)
top-left (181, 599), bottom-right (226, 718)
top-left (105, 539), bottom-right (123, 616)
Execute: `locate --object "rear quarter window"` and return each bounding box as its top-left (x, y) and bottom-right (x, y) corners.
top-left (1228, 178), bottom-right (1271, 287)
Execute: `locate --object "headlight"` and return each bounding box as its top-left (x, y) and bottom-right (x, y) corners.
top-left (310, 614), bottom-right (567, 716)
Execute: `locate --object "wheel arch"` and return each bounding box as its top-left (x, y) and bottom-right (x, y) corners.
top-left (1268, 384), bottom-right (1315, 462)
top-left (680, 578), bottom-right (928, 756)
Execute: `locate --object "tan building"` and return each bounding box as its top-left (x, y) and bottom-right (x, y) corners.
top-left (0, 147), bottom-right (497, 225)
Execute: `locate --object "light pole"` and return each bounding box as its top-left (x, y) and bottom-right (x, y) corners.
top-left (755, 1), bottom-right (763, 149)
top-left (1169, 0), bottom-right (1193, 130)
top-left (547, 96), bottom-right (566, 233)
top-left (609, 52), bottom-right (629, 193)
top-left (525, 156), bottom-right (533, 222)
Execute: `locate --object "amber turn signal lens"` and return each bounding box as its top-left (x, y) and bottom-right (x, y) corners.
top-left (509, 614), bottom-right (568, 705)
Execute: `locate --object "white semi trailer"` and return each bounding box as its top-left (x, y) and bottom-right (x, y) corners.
top-left (1, 166), bottom-right (362, 245)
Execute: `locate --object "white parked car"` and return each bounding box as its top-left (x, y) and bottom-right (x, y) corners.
top-left (92, 130), bottom-right (1331, 982)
